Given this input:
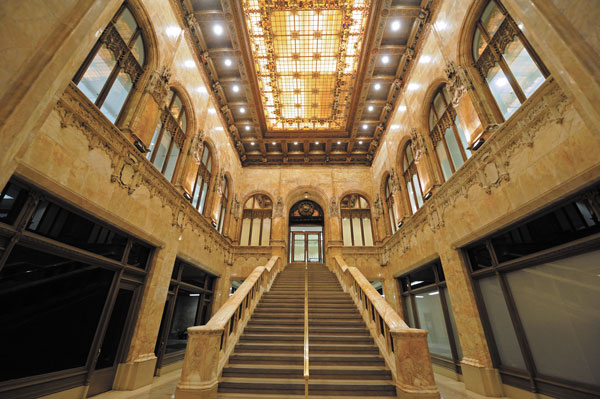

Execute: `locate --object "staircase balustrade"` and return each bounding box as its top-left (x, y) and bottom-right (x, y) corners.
top-left (175, 255), bottom-right (283, 399)
top-left (331, 255), bottom-right (440, 399)
top-left (303, 260), bottom-right (309, 399)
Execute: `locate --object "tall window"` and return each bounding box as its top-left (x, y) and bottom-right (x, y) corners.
top-left (154, 259), bottom-right (215, 369)
top-left (216, 175), bottom-right (229, 234)
top-left (384, 175), bottom-right (397, 234)
top-left (190, 144), bottom-right (212, 214)
top-left (402, 143), bottom-right (423, 214)
top-left (473, 0), bottom-right (548, 119)
top-left (74, 4), bottom-right (146, 123)
top-left (398, 261), bottom-right (463, 373)
top-left (429, 85), bottom-right (472, 181)
top-left (463, 184), bottom-right (600, 398)
top-left (341, 194), bottom-right (374, 246)
top-left (240, 194), bottom-right (272, 246)
top-left (146, 89), bottom-right (188, 181)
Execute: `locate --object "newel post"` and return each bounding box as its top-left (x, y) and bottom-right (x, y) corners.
top-left (175, 328), bottom-right (223, 399)
top-left (391, 328), bottom-right (440, 399)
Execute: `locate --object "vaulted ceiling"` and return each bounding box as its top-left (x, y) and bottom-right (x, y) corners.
top-left (180, 0), bottom-right (433, 166)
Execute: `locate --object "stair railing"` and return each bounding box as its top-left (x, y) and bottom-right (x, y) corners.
top-left (304, 259), bottom-right (309, 399)
top-left (331, 255), bottom-right (440, 399)
top-left (175, 255), bottom-right (283, 399)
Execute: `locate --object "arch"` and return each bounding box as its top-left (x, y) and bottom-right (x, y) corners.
top-left (146, 87), bottom-right (190, 182)
top-left (426, 83), bottom-right (472, 182)
top-left (457, 0), bottom-right (549, 124)
top-left (284, 186), bottom-right (329, 218)
top-left (239, 193), bottom-right (273, 246)
top-left (73, 1), bottom-right (157, 126)
top-left (288, 199), bottom-right (325, 263)
top-left (340, 193), bottom-right (374, 247)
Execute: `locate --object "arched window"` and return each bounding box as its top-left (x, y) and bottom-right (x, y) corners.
top-left (402, 142), bottom-right (424, 214)
top-left (429, 85), bottom-right (472, 181)
top-left (73, 4), bottom-right (146, 123)
top-left (216, 176), bottom-right (229, 234)
top-left (341, 194), bottom-right (374, 246)
top-left (240, 194), bottom-right (272, 246)
top-left (473, 0), bottom-right (548, 119)
top-left (146, 89), bottom-right (188, 181)
top-left (384, 175), bottom-right (397, 234)
top-left (190, 143), bottom-right (212, 214)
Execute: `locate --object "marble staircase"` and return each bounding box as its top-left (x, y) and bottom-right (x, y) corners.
top-left (218, 263), bottom-right (396, 398)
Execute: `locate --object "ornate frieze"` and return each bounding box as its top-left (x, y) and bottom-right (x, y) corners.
top-left (55, 83), bottom-right (231, 257)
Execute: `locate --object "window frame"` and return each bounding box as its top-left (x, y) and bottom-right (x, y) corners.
top-left (240, 194), bottom-right (273, 246)
top-left (340, 194), bottom-right (374, 247)
top-left (72, 3), bottom-right (146, 125)
top-left (471, 0), bottom-right (549, 121)
top-left (146, 89), bottom-right (188, 181)
top-left (462, 184), bottom-right (600, 399)
top-left (190, 144), bottom-right (212, 214)
top-left (401, 142), bottom-right (424, 215)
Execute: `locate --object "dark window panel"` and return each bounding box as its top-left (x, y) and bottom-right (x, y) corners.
top-left (0, 245), bottom-right (114, 381)
top-left (180, 264), bottom-right (209, 287)
top-left (95, 289), bottom-right (133, 369)
top-left (466, 242), bottom-right (493, 270)
top-left (27, 201), bottom-right (128, 262)
top-left (492, 200), bottom-right (600, 264)
top-left (166, 289), bottom-right (199, 353)
top-left (0, 182), bottom-right (28, 225)
top-left (408, 267), bottom-right (436, 289)
top-left (171, 260), bottom-right (181, 280)
top-left (127, 241), bottom-right (151, 269)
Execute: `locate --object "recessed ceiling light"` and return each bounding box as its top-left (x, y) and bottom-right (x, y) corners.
top-left (391, 20), bottom-right (401, 31)
top-left (362, 124), bottom-right (368, 130)
top-left (272, 142), bottom-right (276, 145)
top-left (224, 58), bottom-right (232, 66)
top-left (294, 141), bottom-right (298, 145)
top-left (213, 24), bottom-right (224, 35)
top-left (250, 141), bottom-right (255, 145)
top-left (245, 126), bottom-right (250, 131)
top-left (359, 141), bottom-right (363, 144)
top-left (381, 55), bottom-right (389, 64)
top-left (337, 141), bottom-right (341, 144)
top-left (232, 85), bottom-right (239, 92)
top-left (240, 107), bottom-right (245, 113)
top-left (315, 141), bottom-right (319, 145)
top-left (374, 83), bottom-right (381, 90)
top-left (368, 105), bottom-right (374, 112)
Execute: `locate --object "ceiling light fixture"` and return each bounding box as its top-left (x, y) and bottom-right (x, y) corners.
top-left (337, 141), bottom-right (341, 145)
top-left (232, 85), bottom-right (240, 92)
top-left (272, 142), bottom-right (276, 145)
top-left (368, 105), bottom-right (374, 112)
top-left (359, 141), bottom-right (363, 144)
top-left (381, 55), bottom-right (389, 64)
top-left (250, 141), bottom-right (255, 145)
top-left (294, 141), bottom-right (298, 145)
top-left (315, 141), bottom-right (319, 145)
top-left (224, 58), bottom-right (232, 66)
top-left (245, 126), bottom-right (250, 131)
top-left (240, 107), bottom-right (245, 113)
top-left (374, 83), bottom-right (381, 90)
top-left (213, 24), bottom-right (224, 35)
top-left (391, 20), bottom-right (401, 31)
top-left (362, 124), bottom-right (368, 130)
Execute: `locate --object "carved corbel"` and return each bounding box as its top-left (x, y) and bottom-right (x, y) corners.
top-left (191, 131), bottom-right (205, 163)
top-left (145, 66), bottom-right (171, 106)
top-left (444, 61), bottom-right (472, 107)
top-left (410, 128), bottom-right (428, 160)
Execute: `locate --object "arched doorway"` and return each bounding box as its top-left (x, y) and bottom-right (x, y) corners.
top-left (288, 200), bottom-right (324, 263)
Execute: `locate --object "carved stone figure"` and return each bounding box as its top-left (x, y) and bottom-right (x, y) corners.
top-left (192, 131), bottom-right (205, 163)
top-left (373, 194), bottom-right (384, 219)
top-left (145, 66), bottom-right (172, 106)
top-left (410, 128), bottom-right (427, 160)
top-left (328, 197), bottom-right (339, 216)
top-left (231, 194), bottom-right (241, 220)
top-left (273, 197), bottom-right (284, 218)
top-left (444, 60), bottom-right (472, 107)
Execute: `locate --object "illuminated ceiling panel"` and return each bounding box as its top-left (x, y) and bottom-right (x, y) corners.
top-left (243, 0), bottom-right (371, 131)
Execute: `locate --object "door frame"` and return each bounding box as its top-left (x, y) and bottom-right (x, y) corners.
top-left (291, 231), bottom-right (323, 263)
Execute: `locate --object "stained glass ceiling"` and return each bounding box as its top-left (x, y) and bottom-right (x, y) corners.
top-left (243, 0), bottom-right (371, 131)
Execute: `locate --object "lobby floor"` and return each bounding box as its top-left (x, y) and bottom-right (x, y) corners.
top-left (89, 371), bottom-right (509, 399)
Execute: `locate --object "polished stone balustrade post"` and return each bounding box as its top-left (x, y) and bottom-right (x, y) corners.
top-left (332, 256), bottom-right (440, 399)
top-left (175, 256), bottom-right (282, 399)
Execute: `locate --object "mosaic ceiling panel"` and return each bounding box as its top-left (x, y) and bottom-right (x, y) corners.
top-left (242, 0), bottom-right (371, 131)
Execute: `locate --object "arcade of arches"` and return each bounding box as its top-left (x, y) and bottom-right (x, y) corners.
top-left (0, 0), bottom-right (599, 399)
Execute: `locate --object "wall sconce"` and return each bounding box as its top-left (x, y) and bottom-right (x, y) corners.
top-left (471, 137), bottom-right (485, 151)
top-left (211, 220), bottom-right (218, 228)
top-left (397, 221), bottom-right (404, 228)
top-left (183, 191), bottom-right (192, 201)
top-left (424, 191), bottom-right (433, 200)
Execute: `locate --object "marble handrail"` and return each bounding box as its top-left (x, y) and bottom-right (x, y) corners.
top-left (331, 255), bottom-right (440, 399)
top-left (175, 256), bottom-right (283, 399)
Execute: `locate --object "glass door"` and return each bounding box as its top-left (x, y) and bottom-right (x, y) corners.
top-left (291, 232), bottom-right (322, 263)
